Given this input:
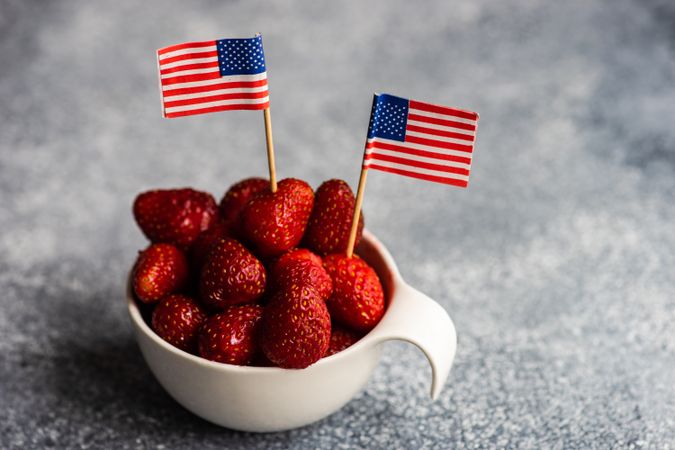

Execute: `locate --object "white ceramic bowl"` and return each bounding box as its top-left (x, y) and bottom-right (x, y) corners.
top-left (127, 230), bottom-right (457, 432)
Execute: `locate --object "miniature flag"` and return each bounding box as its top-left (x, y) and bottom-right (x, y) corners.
top-left (364, 93), bottom-right (479, 187)
top-left (157, 35), bottom-right (269, 118)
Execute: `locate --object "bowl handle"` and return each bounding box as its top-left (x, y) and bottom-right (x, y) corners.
top-left (368, 282), bottom-right (457, 400)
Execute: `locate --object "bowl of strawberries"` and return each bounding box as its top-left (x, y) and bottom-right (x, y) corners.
top-left (126, 177), bottom-right (457, 432)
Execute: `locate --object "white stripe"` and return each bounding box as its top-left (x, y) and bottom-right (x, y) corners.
top-left (161, 67), bottom-right (221, 79)
top-left (157, 52), bottom-right (165, 118)
top-left (159, 56), bottom-right (219, 70)
top-left (364, 159), bottom-right (470, 182)
top-left (405, 130), bottom-right (475, 147)
top-left (367, 137), bottom-right (473, 159)
top-left (407, 118), bottom-right (475, 137)
top-left (158, 45), bottom-right (217, 61)
top-left (164, 96), bottom-right (269, 114)
top-left (365, 147), bottom-right (472, 170)
top-left (164, 85), bottom-right (269, 102)
top-left (408, 108), bottom-right (477, 126)
top-left (162, 73), bottom-right (268, 92)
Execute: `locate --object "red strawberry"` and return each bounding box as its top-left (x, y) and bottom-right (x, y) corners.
top-left (199, 238), bottom-right (266, 309)
top-left (241, 178), bottom-right (314, 257)
top-left (198, 304), bottom-right (264, 365)
top-left (271, 250), bottom-right (333, 301)
top-left (322, 254), bottom-right (385, 332)
top-left (189, 221), bottom-right (231, 270)
top-left (260, 284), bottom-right (331, 369)
top-left (132, 243), bottom-right (188, 304)
top-left (133, 188), bottom-right (218, 249)
top-left (151, 294), bottom-right (207, 353)
top-left (272, 248), bottom-right (323, 272)
top-left (303, 179), bottom-right (363, 256)
top-left (219, 177), bottom-right (269, 236)
top-left (324, 326), bottom-right (363, 357)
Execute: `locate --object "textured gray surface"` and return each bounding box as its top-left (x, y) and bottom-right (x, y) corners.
top-left (1, 0), bottom-right (675, 448)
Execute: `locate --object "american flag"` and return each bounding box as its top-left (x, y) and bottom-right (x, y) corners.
top-left (364, 93), bottom-right (479, 187)
top-left (157, 35), bottom-right (269, 118)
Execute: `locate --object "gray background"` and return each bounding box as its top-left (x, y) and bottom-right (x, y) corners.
top-left (1, 0), bottom-right (674, 448)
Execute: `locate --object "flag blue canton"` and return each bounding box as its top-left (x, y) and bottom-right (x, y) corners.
top-left (216, 36), bottom-right (266, 76)
top-left (367, 93), bottom-right (409, 142)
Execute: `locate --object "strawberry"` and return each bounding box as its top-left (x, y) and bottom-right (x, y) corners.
top-left (241, 178), bottom-right (314, 257)
top-left (271, 250), bottom-right (333, 301)
top-left (132, 243), bottom-right (188, 304)
top-left (260, 284), bottom-right (331, 369)
top-left (189, 221), bottom-right (231, 270)
top-left (219, 177), bottom-right (269, 236)
top-left (324, 326), bottom-right (363, 357)
top-left (198, 304), bottom-right (264, 365)
top-left (322, 254), bottom-right (385, 332)
top-left (303, 179), bottom-right (363, 256)
top-left (151, 294), bottom-right (207, 353)
top-left (199, 238), bottom-right (266, 309)
top-left (133, 188), bottom-right (218, 249)
top-left (272, 248), bottom-right (323, 272)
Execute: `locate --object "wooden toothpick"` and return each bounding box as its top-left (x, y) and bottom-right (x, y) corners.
top-left (263, 107), bottom-right (277, 192)
top-left (346, 165), bottom-right (369, 258)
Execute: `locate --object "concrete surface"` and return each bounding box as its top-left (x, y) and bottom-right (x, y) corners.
top-left (1, 0), bottom-right (674, 448)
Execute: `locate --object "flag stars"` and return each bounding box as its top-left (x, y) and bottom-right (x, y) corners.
top-left (367, 95), bottom-right (408, 141)
top-left (217, 37), bottom-right (266, 76)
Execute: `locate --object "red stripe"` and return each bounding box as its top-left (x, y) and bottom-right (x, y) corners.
top-left (162, 79), bottom-right (267, 97)
top-left (165, 102), bottom-right (270, 118)
top-left (365, 153), bottom-right (470, 176)
top-left (159, 50), bottom-right (218, 66)
top-left (407, 113), bottom-right (476, 132)
top-left (405, 135), bottom-right (473, 153)
top-left (160, 61), bottom-right (219, 76)
top-left (409, 100), bottom-right (478, 121)
top-left (407, 124), bottom-right (474, 142)
top-left (161, 71), bottom-right (221, 86)
top-left (163, 90), bottom-right (269, 108)
top-left (365, 164), bottom-right (468, 188)
top-left (366, 141), bottom-right (472, 165)
top-left (158, 40), bottom-right (216, 55)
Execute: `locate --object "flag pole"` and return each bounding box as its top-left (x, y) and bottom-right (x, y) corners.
top-left (263, 107), bottom-right (277, 193)
top-left (346, 164), bottom-right (368, 258)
